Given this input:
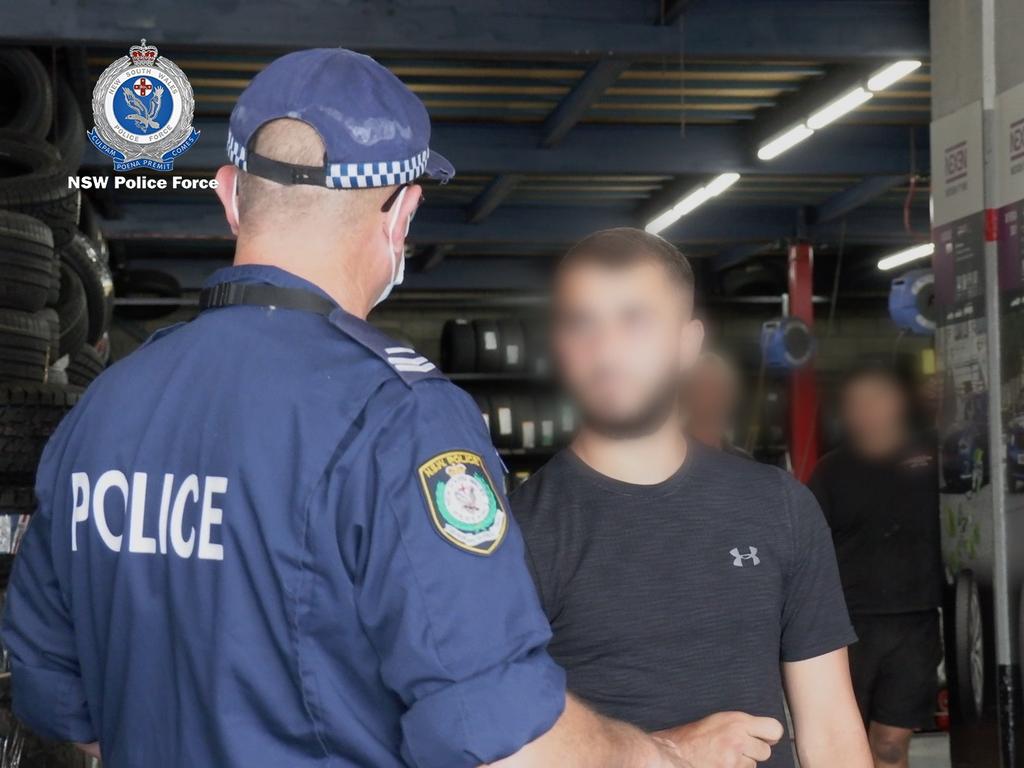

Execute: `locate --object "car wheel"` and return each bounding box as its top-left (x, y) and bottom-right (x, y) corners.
top-left (954, 569), bottom-right (985, 721)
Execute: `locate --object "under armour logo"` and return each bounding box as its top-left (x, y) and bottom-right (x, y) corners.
top-left (730, 547), bottom-right (760, 567)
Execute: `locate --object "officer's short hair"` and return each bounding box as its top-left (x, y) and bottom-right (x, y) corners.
top-left (556, 228), bottom-right (694, 293)
top-left (237, 118), bottom-right (387, 226)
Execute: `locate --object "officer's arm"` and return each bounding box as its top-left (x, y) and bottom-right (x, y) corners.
top-left (485, 694), bottom-right (684, 768)
top-left (345, 380), bottom-right (684, 768)
top-left (1, 446), bottom-right (96, 744)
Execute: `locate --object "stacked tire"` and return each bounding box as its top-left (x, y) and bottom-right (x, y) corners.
top-left (0, 49), bottom-right (111, 565)
top-left (441, 318), bottom-right (550, 376)
top-left (469, 390), bottom-right (575, 452)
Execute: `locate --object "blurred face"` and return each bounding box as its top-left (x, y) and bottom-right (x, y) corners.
top-left (687, 357), bottom-right (738, 435)
top-left (553, 259), bottom-right (704, 437)
top-left (841, 374), bottom-right (908, 453)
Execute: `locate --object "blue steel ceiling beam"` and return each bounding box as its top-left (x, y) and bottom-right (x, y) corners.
top-left (0, 0), bottom-right (928, 60)
top-left (83, 120), bottom-right (928, 177)
top-left (99, 202), bottom-right (926, 249)
top-left (464, 56), bottom-right (631, 224)
top-left (811, 174), bottom-right (909, 224)
top-left (466, 174), bottom-right (525, 224)
top-left (540, 57), bottom-right (632, 148)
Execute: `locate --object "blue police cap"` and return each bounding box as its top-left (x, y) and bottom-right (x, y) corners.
top-left (227, 48), bottom-right (454, 189)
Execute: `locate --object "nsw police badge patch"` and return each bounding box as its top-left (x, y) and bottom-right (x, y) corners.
top-left (418, 451), bottom-right (507, 555)
top-left (88, 40), bottom-right (200, 172)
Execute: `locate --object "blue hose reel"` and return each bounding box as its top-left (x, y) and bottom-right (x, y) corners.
top-left (888, 269), bottom-right (935, 335)
top-left (761, 317), bottom-right (815, 370)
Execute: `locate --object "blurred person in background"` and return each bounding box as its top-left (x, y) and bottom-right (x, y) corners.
top-left (808, 362), bottom-right (943, 768)
top-left (685, 351), bottom-right (751, 458)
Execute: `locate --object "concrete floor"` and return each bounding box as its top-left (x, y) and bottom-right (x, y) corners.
top-left (910, 732), bottom-right (952, 767)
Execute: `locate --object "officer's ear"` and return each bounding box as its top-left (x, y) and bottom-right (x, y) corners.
top-left (388, 184), bottom-right (423, 250)
top-left (215, 165), bottom-right (241, 236)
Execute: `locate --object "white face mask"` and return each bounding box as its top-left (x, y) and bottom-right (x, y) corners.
top-left (373, 185), bottom-right (413, 307)
top-left (231, 173), bottom-right (241, 229)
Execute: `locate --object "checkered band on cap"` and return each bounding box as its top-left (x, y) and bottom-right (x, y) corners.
top-left (325, 150), bottom-right (429, 189)
top-left (226, 132), bottom-right (247, 171)
top-left (226, 131), bottom-right (428, 189)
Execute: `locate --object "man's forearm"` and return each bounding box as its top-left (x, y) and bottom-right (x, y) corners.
top-left (489, 694), bottom-right (681, 768)
top-left (796, 727), bottom-right (872, 768)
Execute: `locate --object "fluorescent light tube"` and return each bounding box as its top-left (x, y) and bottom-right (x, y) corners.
top-left (877, 242), bottom-right (935, 271)
top-left (705, 172), bottom-right (741, 196)
top-left (867, 60), bottom-right (923, 92)
top-left (806, 87), bottom-right (873, 130)
top-left (757, 124), bottom-right (814, 161)
top-left (644, 173), bottom-right (741, 234)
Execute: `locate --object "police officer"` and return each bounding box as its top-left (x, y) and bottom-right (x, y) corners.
top-left (1, 50), bottom-right (691, 767)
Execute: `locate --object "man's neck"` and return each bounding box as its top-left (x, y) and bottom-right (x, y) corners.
top-left (233, 235), bottom-right (377, 319)
top-left (852, 429), bottom-right (908, 460)
top-left (572, 417), bottom-right (688, 485)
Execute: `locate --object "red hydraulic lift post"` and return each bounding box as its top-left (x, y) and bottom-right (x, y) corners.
top-left (787, 240), bottom-right (819, 481)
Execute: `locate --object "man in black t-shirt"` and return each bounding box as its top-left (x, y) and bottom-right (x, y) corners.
top-left (808, 365), bottom-right (943, 768)
top-left (512, 229), bottom-right (871, 768)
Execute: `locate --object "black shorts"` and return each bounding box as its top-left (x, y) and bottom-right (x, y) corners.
top-left (848, 611), bottom-right (942, 730)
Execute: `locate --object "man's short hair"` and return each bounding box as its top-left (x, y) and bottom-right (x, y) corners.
top-left (556, 227), bottom-right (694, 291)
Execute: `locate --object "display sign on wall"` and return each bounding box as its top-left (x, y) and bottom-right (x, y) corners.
top-left (994, 81), bottom-right (1024, 601)
top-left (997, 81), bottom-right (1024, 293)
top-left (932, 101), bottom-right (986, 319)
top-left (930, 101), bottom-right (993, 582)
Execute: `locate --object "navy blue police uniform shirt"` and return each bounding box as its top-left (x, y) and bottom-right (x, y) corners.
top-left (512, 444), bottom-right (855, 767)
top-left (1, 265), bottom-right (565, 768)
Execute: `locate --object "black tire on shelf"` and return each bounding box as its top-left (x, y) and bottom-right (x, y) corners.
top-left (523, 320), bottom-right (551, 376)
top-left (954, 569), bottom-right (985, 723)
top-left (0, 209), bottom-right (56, 312)
top-left (473, 320), bottom-right (502, 373)
top-left (471, 392), bottom-right (493, 438)
top-left (498, 320), bottom-right (527, 373)
top-left (78, 196), bottom-right (110, 263)
top-left (489, 393), bottom-right (516, 449)
top-left (0, 49), bottom-right (53, 138)
top-left (441, 319), bottom-right (477, 373)
top-left (37, 306), bottom-right (59, 358)
top-left (536, 396), bottom-right (557, 448)
top-left (55, 262), bottom-right (88, 358)
top-left (51, 77), bottom-right (86, 177)
top-left (0, 132), bottom-right (81, 247)
top-left (0, 308), bottom-right (52, 383)
top-left (67, 344), bottom-right (105, 388)
top-left (113, 268), bottom-right (182, 321)
top-left (0, 382), bottom-right (81, 475)
top-left (0, 485), bottom-right (36, 515)
top-left (555, 396), bottom-right (578, 444)
top-left (61, 234), bottom-right (114, 343)
top-left (514, 395), bottom-right (538, 450)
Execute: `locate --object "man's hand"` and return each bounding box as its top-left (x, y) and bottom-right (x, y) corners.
top-left (655, 711), bottom-right (784, 768)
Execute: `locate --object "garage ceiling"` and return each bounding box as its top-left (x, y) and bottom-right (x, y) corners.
top-left (1, 0), bottom-right (933, 282)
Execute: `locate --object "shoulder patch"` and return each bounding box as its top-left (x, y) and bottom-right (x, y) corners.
top-left (417, 450), bottom-right (508, 556)
top-left (327, 309), bottom-right (443, 385)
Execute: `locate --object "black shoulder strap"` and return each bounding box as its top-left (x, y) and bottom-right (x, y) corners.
top-left (199, 283), bottom-right (337, 316)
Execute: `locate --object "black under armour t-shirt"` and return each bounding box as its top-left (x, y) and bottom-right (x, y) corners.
top-left (511, 444), bottom-right (855, 767)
